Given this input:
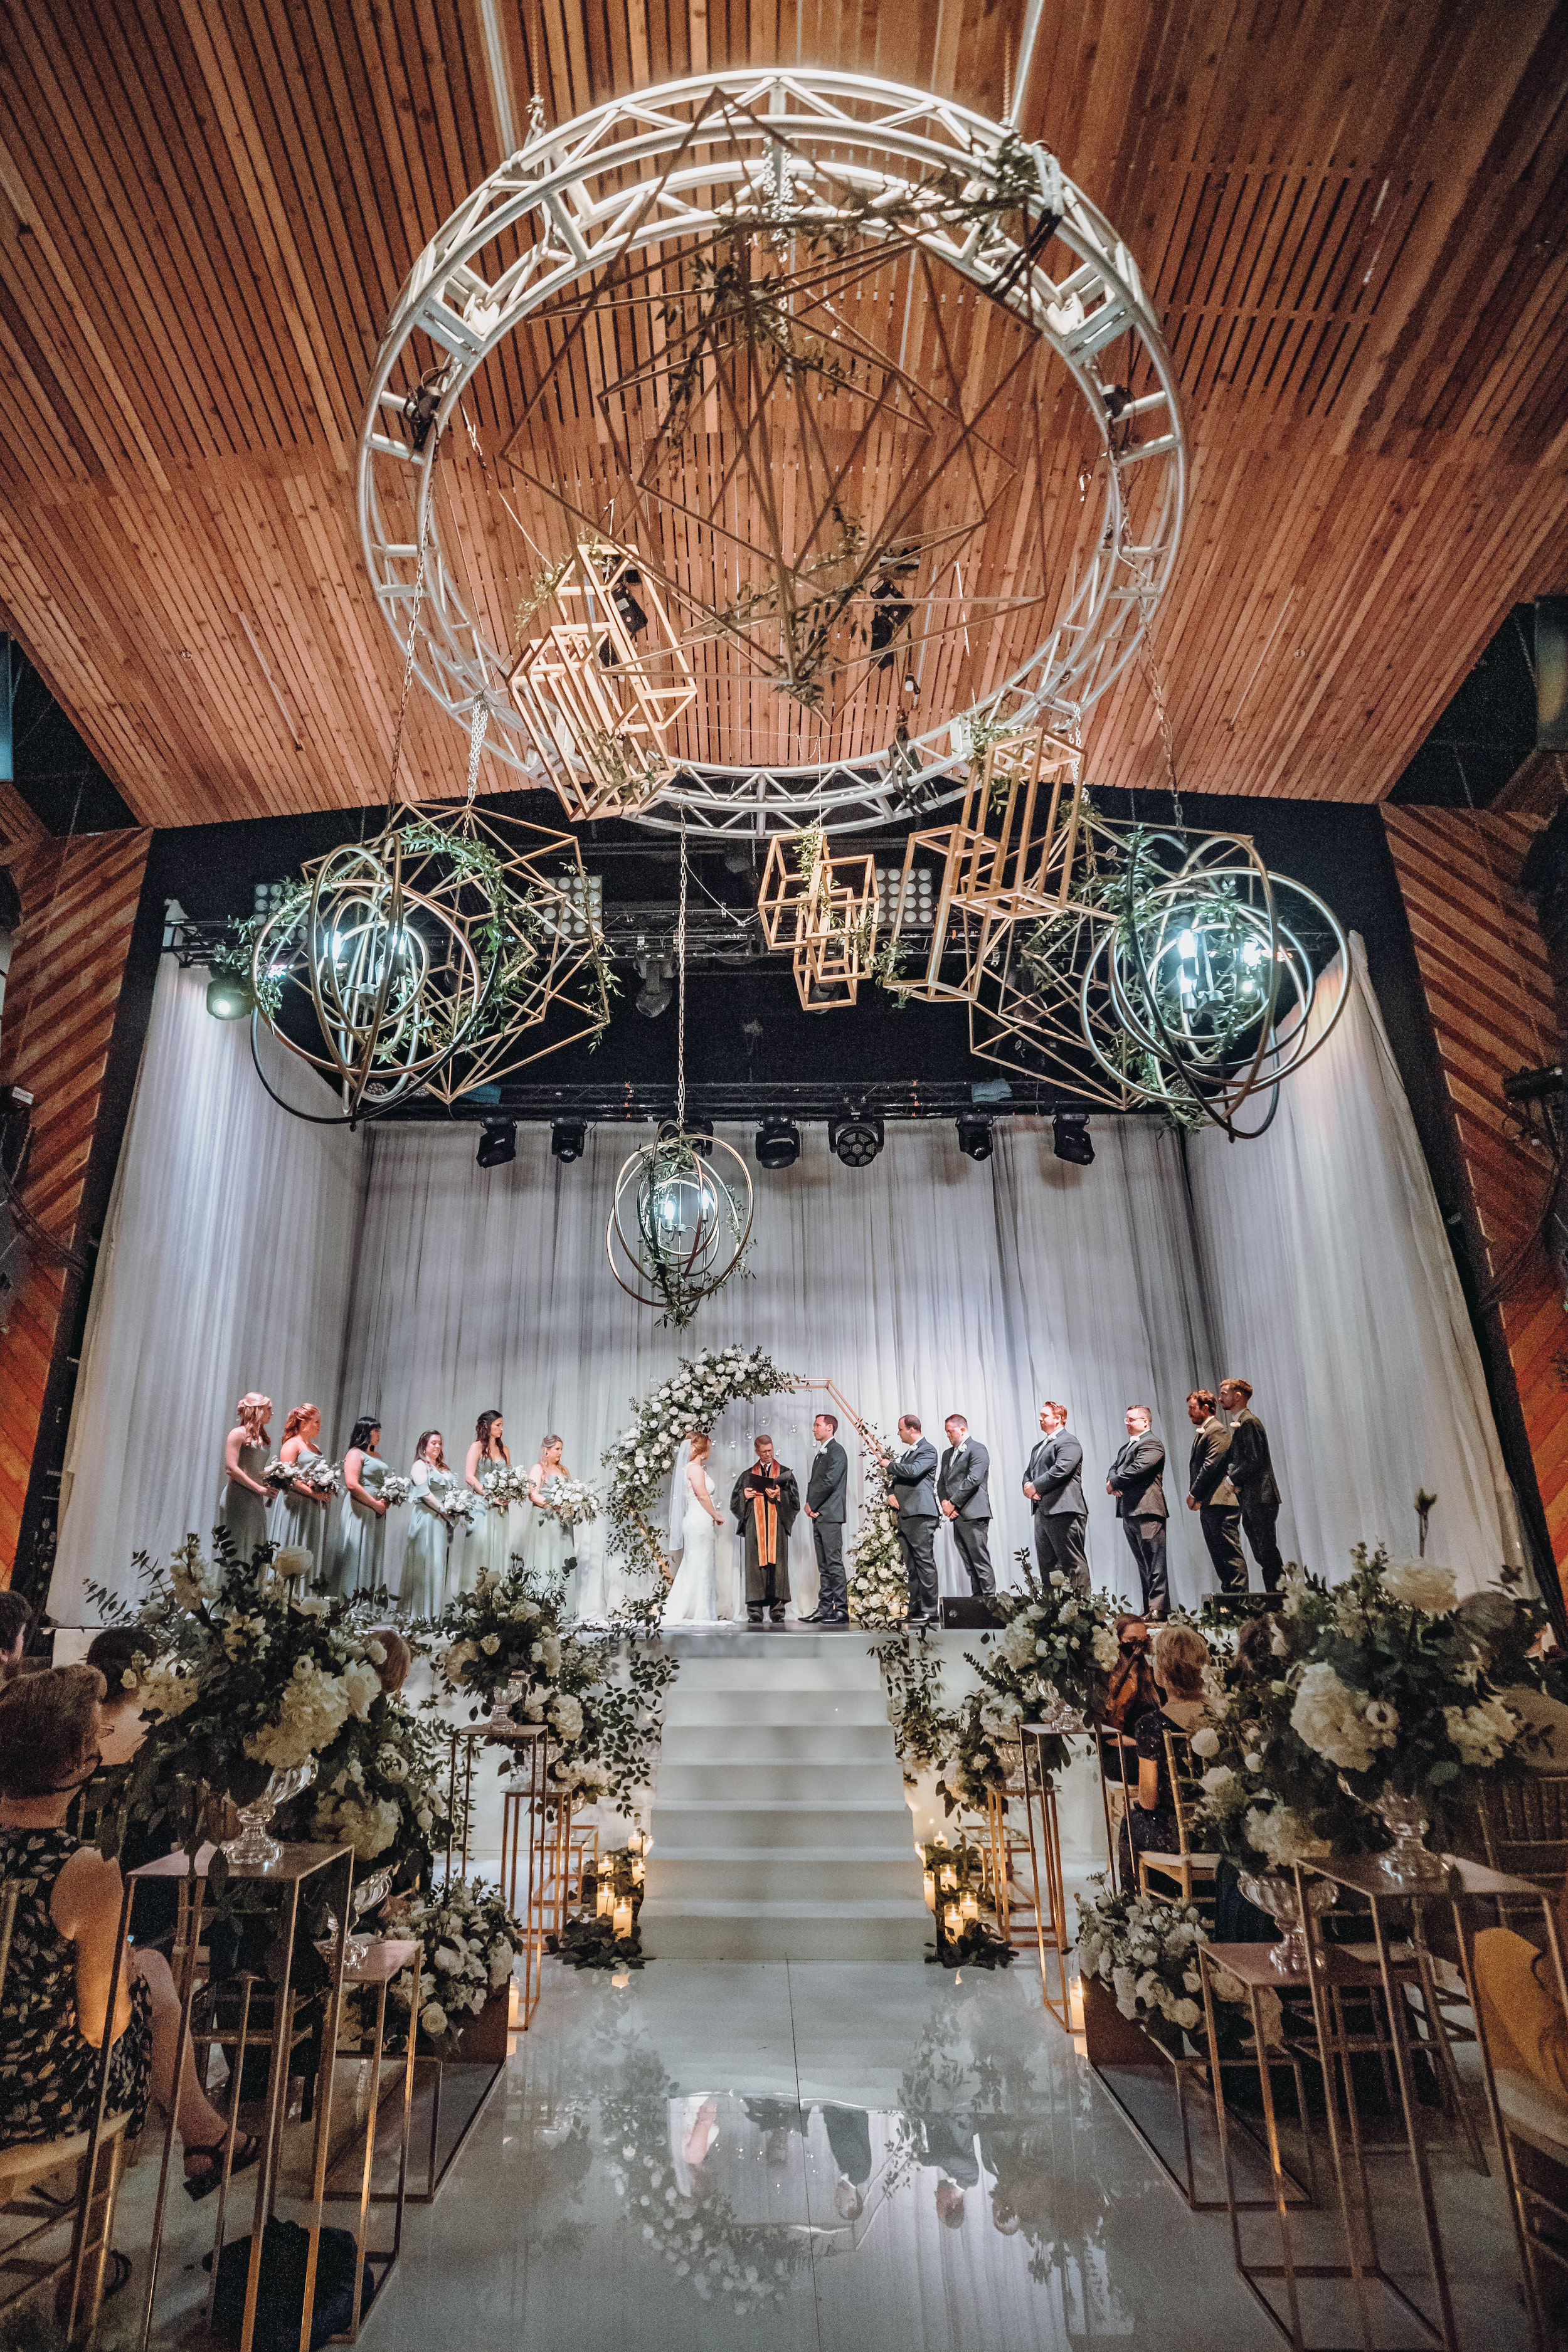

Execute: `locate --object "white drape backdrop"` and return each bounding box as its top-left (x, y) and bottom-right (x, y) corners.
top-left (51, 938), bottom-right (1518, 1623)
top-left (50, 957), bottom-right (362, 1620)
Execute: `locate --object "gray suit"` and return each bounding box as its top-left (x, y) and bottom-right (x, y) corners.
top-left (1108, 1433), bottom-right (1168, 1618)
top-left (890, 1438), bottom-right (940, 1621)
top-left (938, 1437), bottom-right (993, 1595)
top-left (1025, 1428), bottom-right (1089, 1595)
top-left (806, 1439), bottom-right (849, 1619)
top-left (1189, 1417), bottom-right (1245, 1593)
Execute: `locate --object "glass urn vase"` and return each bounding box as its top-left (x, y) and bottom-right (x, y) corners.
top-left (223, 1759), bottom-right (317, 1868)
top-left (1368, 1788), bottom-right (1449, 1884)
top-left (1235, 1870), bottom-right (1338, 1975)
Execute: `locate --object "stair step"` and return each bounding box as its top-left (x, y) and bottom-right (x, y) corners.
top-left (648, 1848), bottom-right (922, 1902)
top-left (656, 1761), bottom-right (908, 1805)
top-left (660, 1724), bottom-right (897, 1766)
top-left (664, 1691), bottom-right (891, 1729)
top-left (670, 1655), bottom-right (882, 1693)
top-left (649, 1799), bottom-right (914, 1850)
top-left (638, 1895), bottom-right (931, 1964)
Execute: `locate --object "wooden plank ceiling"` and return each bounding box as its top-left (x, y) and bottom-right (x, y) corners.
top-left (0, 0), bottom-right (1564, 831)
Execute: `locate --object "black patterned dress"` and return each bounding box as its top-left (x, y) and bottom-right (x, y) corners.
top-left (0, 1825), bottom-right (151, 2145)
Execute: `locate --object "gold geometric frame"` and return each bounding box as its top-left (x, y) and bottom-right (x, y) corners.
top-left (506, 540), bottom-right (697, 820)
top-left (756, 834), bottom-right (879, 1012)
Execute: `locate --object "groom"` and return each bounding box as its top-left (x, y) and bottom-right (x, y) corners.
top-left (732, 1434), bottom-right (800, 1627)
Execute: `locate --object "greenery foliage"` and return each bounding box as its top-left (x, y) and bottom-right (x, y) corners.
top-left (601, 1346), bottom-right (794, 1585)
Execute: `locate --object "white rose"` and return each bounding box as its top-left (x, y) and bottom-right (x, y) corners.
top-left (1190, 1726), bottom-right (1221, 1758)
top-left (1199, 1765), bottom-right (1234, 1796)
top-left (420, 2001), bottom-right (449, 2037)
top-left (1380, 1560), bottom-right (1458, 1615)
top-left (272, 1546), bottom-right (312, 1579)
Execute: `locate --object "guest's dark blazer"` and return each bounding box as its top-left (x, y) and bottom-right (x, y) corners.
top-left (806, 1439), bottom-right (849, 1524)
top-left (937, 1437), bottom-right (991, 1521)
top-left (1108, 1433), bottom-right (1167, 1522)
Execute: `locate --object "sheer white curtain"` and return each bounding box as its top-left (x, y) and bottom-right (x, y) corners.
top-left (54, 938), bottom-right (1518, 1624)
top-left (48, 956), bottom-right (363, 1621)
top-left (1184, 935), bottom-right (1515, 1589)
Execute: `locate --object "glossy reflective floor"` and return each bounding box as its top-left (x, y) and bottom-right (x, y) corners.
top-left (359, 1955), bottom-right (1536, 2352)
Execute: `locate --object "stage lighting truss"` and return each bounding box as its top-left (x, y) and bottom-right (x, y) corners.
top-left (756, 832), bottom-right (878, 1011)
top-left (505, 540), bottom-right (698, 820)
top-left (358, 69), bottom-right (1185, 839)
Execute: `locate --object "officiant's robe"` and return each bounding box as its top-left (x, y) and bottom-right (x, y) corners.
top-left (730, 1462), bottom-right (800, 1605)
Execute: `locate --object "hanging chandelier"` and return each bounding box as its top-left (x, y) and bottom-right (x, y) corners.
top-left (606, 827), bottom-right (753, 1327)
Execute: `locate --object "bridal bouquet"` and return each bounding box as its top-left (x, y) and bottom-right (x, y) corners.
top-left (542, 1476), bottom-right (600, 1527)
top-left (260, 1455), bottom-right (342, 1497)
top-left (480, 1463), bottom-right (527, 1511)
top-left (436, 1487), bottom-right (477, 1532)
top-left (380, 1475), bottom-right (413, 1508)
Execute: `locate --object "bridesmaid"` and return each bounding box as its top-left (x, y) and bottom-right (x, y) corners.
top-left (328, 1416), bottom-right (389, 1597)
top-left (400, 1429), bottom-right (456, 1619)
top-left (276, 1402), bottom-right (330, 1570)
top-left (463, 1409), bottom-right (512, 1589)
top-left (219, 1392), bottom-right (273, 1563)
top-left (524, 1434), bottom-right (573, 1585)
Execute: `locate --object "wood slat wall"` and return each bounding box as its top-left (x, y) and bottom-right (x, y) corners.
top-left (0, 829), bottom-right (150, 1580)
top-left (1382, 806), bottom-right (1568, 1571)
top-left (0, 1), bottom-right (1563, 829)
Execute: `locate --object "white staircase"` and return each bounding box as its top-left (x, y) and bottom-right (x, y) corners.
top-left (640, 1630), bottom-right (931, 1962)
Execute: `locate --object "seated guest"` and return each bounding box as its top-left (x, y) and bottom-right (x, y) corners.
top-left (0, 1592), bottom-right (33, 1683)
top-left (0, 1666), bottom-right (257, 2197)
top-left (1473, 1878), bottom-right (1568, 2107)
top-left (1120, 1623), bottom-right (1211, 1879)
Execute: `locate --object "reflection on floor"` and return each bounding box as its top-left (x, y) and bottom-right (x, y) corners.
top-left (362, 1956), bottom-right (1536, 2352)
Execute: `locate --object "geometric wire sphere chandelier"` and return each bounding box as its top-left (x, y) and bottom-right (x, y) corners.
top-left (358, 69), bottom-right (1185, 837)
top-left (607, 827), bottom-right (754, 1325)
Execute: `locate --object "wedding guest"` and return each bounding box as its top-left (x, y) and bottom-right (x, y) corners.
top-left (0, 1666), bottom-right (259, 2200)
top-left (1119, 1623), bottom-right (1211, 1883)
top-left (400, 1431), bottom-right (457, 1619)
top-left (464, 1409), bottom-right (512, 1589)
top-left (0, 1593), bottom-right (33, 1683)
top-left (1096, 1614), bottom-right (1157, 1851)
top-left (1022, 1401), bottom-right (1088, 1596)
top-left (219, 1391), bottom-right (273, 1563)
top-left (1219, 1377), bottom-right (1285, 1591)
top-left (886, 1415), bottom-right (940, 1627)
top-left (938, 1414), bottom-right (994, 1598)
top-left (800, 1413), bottom-right (850, 1626)
top-left (1186, 1391), bottom-right (1246, 1592)
top-left (276, 1402), bottom-right (330, 1570)
top-left (1106, 1406), bottom-right (1168, 1619)
top-left (524, 1436), bottom-right (575, 1582)
top-left (1474, 1875), bottom-right (1568, 2102)
top-left (328, 1416), bottom-right (389, 1598)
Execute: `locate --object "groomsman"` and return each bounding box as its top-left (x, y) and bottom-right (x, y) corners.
top-left (801, 1411), bottom-right (850, 1627)
top-left (938, 1414), bottom-right (994, 1596)
top-left (887, 1414), bottom-right (941, 1626)
top-left (1106, 1405), bottom-right (1168, 1619)
top-left (1219, 1377), bottom-right (1284, 1591)
top-left (1022, 1401), bottom-right (1089, 1596)
top-left (1185, 1389), bottom-right (1246, 1592)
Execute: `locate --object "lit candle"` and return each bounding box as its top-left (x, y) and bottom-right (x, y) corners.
top-left (960, 1890), bottom-right (979, 1926)
top-left (596, 1883), bottom-right (613, 1918)
top-left (612, 1899), bottom-right (633, 1940)
top-left (940, 1866), bottom-right (957, 1892)
top-left (943, 1904), bottom-right (961, 1936)
top-left (923, 1872), bottom-right (937, 1912)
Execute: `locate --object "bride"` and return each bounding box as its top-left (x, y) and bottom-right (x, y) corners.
top-left (662, 1433), bottom-right (725, 1624)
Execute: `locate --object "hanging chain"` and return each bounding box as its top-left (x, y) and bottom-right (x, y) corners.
top-left (386, 443), bottom-right (438, 820)
top-left (675, 817), bottom-right (688, 1136)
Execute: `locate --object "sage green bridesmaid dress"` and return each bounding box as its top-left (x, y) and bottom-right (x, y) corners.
top-left (329, 1452), bottom-right (388, 1596)
top-left (218, 1443), bottom-right (271, 1564)
top-left (400, 1463), bottom-right (455, 1618)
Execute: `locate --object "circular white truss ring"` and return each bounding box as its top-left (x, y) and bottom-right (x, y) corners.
top-left (358, 69), bottom-right (1185, 837)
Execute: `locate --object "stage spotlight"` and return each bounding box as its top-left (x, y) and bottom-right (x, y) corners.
top-left (205, 963), bottom-right (254, 1020)
top-left (830, 1111), bottom-right (884, 1169)
top-left (756, 1118), bottom-right (800, 1170)
top-left (1052, 1110), bottom-right (1094, 1167)
top-left (551, 1118), bottom-right (586, 1163)
top-left (634, 955), bottom-right (673, 1018)
top-left (956, 1113), bottom-right (993, 1162)
top-left (477, 1118), bottom-right (517, 1170)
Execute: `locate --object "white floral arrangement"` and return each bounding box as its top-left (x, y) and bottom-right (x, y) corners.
top-left (435, 1487), bottom-right (477, 1532)
top-left (542, 1475), bottom-right (600, 1527)
top-left (1075, 1882), bottom-right (1253, 2050)
top-left (603, 1347), bottom-right (793, 1582)
top-left (380, 1475), bottom-right (412, 1508)
top-left (393, 1877), bottom-right (524, 2046)
top-left (480, 1463), bottom-right (528, 1510)
top-left (845, 1421), bottom-right (906, 1624)
top-left (261, 1455), bottom-right (342, 1496)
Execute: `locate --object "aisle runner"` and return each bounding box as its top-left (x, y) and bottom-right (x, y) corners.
top-left (640, 1630), bottom-right (929, 1962)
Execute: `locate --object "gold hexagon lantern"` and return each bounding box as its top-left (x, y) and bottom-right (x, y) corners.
top-left (506, 540), bottom-right (697, 821)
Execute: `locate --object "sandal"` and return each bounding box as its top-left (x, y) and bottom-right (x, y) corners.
top-left (183, 2132), bottom-right (262, 2202)
top-left (104, 2249), bottom-right (133, 2299)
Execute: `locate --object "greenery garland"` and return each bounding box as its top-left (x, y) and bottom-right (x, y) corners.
top-left (845, 1422), bottom-right (908, 1623)
top-left (602, 1345), bottom-right (795, 1584)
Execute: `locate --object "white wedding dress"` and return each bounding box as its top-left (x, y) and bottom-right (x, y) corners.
top-left (663, 1469), bottom-right (720, 1623)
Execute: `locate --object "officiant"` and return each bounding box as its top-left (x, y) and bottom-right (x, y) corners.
top-left (731, 1434), bottom-right (800, 1628)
